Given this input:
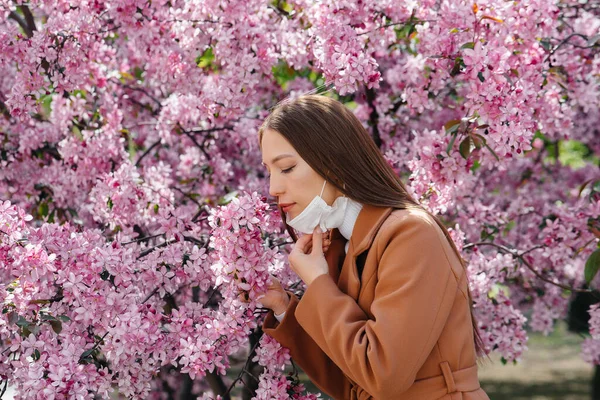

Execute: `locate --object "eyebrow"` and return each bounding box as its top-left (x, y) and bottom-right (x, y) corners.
top-left (261, 153), bottom-right (295, 166)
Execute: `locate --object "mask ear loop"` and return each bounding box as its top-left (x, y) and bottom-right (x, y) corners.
top-left (319, 179), bottom-right (331, 236)
top-left (319, 179), bottom-right (327, 198)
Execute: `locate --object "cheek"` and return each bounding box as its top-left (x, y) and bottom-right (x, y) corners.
top-left (291, 168), bottom-right (321, 208)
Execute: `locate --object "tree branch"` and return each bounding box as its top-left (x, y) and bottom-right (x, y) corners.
top-left (8, 6), bottom-right (36, 39)
top-left (135, 139), bottom-right (161, 167)
top-left (19, 5), bottom-right (37, 35)
top-left (179, 125), bottom-right (212, 161)
top-left (463, 241), bottom-right (593, 294)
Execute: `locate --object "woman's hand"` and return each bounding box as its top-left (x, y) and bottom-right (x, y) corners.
top-left (306, 228), bottom-right (332, 254)
top-left (258, 276), bottom-right (290, 315)
top-left (289, 226), bottom-right (329, 286)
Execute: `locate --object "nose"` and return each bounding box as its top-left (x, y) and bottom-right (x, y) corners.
top-left (268, 173), bottom-right (284, 198)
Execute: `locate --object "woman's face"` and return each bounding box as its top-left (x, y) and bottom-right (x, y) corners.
top-left (261, 128), bottom-right (341, 219)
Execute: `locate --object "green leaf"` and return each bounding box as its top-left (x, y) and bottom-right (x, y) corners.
top-left (470, 159), bottom-right (481, 173)
top-left (459, 137), bottom-right (472, 158)
top-left (444, 119), bottom-right (461, 133)
top-left (585, 249), bottom-right (600, 285)
top-left (107, 197), bottom-right (113, 210)
top-left (39, 94), bottom-right (53, 119)
top-left (40, 313), bottom-right (57, 321)
top-left (477, 71), bottom-right (485, 82)
top-left (480, 223), bottom-right (500, 241)
top-left (154, 204), bottom-right (159, 214)
top-left (450, 57), bottom-right (465, 77)
top-left (38, 202), bottom-right (49, 217)
top-left (503, 220), bottom-right (516, 235)
top-left (47, 209), bottom-right (55, 224)
top-left (80, 348), bottom-right (94, 362)
top-left (100, 270), bottom-right (111, 281)
top-left (397, 23), bottom-right (416, 39)
top-left (133, 66), bottom-right (145, 81)
top-left (72, 124), bottom-right (83, 140)
top-left (127, 131), bottom-right (136, 161)
top-left (50, 320), bottom-right (62, 334)
top-left (196, 47), bottom-right (215, 69)
top-left (461, 42), bottom-right (475, 50)
top-left (539, 38), bottom-right (552, 51)
top-left (447, 132), bottom-right (458, 154)
top-left (271, 61), bottom-right (297, 86)
top-left (33, 349), bottom-right (41, 361)
top-left (72, 89), bottom-right (87, 99)
top-left (16, 316), bottom-right (29, 327)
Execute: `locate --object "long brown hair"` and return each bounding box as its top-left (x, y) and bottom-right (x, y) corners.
top-left (258, 94), bottom-right (486, 358)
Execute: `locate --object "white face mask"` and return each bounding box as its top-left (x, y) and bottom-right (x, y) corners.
top-left (286, 180), bottom-right (349, 234)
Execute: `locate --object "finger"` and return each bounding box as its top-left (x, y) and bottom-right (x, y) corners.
top-left (312, 226), bottom-right (323, 255)
top-left (294, 233), bottom-right (313, 254)
top-left (268, 276), bottom-right (280, 288)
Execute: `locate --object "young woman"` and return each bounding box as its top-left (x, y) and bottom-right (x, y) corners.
top-left (258, 95), bottom-right (489, 400)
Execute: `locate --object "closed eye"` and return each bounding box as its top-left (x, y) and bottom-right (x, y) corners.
top-left (264, 166), bottom-right (295, 178)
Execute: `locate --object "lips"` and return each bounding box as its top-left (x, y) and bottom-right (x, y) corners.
top-left (279, 203), bottom-right (295, 213)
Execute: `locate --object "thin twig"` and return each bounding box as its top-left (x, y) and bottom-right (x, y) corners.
top-left (463, 241), bottom-right (592, 293)
top-left (223, 335), bottom-right (263, 397)
top-left (179, 126), bottom-right (212, 161)
top-left (137, 238), bottom-right (175, 259)
top-left (543, 33), bottom-right (591, 64)
top-left (203, 285), bottom-right (221, 307)
top-left (108, 78), bottom-right (163, 110)
top-left (1, 379), bottom-right (8, 399)
top-left (141, 287), bottom-right (160, 304)
top-left (78, 331), bottom-right (109, 363)
top-left (172, 186), bottom-right (202, 207)
top-left (121, 233), bottom-right (163, 245)
top-left (135, 140), bottom-right (161, 167)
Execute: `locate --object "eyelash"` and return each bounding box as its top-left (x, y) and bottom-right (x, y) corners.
top-left (266, 166), bottom-right (295, 178)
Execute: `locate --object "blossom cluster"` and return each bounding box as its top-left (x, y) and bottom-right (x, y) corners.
top-left (252, 335), bottom-right (321, 400)
top-left (1, 0), bottom-right (599, 398)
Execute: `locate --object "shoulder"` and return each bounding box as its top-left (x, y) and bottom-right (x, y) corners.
top-left (377, 207), bottom-right (441, 242)
top-left (372, 207), bottom-right (465, 283)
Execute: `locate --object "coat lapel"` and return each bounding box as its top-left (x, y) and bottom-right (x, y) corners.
top-left (339, 204), bottom-right (394, 299)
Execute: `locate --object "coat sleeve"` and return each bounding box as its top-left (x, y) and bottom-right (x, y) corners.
top-left (262, 293), bottom-right (353, 400)
top-left (294, 213), bottom-right (461, 398)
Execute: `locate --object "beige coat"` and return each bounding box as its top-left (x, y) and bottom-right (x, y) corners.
top-left (263, 204), bottom-right (489, 400)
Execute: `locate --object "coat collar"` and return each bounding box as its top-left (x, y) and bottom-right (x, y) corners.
top-left (329, 204), bottom-right (394, 256)
top-left (327, 204), bottom-right (394, 300)
top-left (348, 204), bottom-right (394, 256)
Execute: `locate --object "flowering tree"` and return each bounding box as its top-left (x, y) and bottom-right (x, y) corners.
top-left (1, 0), bottom-right (599, 398)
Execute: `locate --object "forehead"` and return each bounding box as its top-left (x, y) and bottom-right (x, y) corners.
top-left (260, 128), bottom-right (297, 163)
